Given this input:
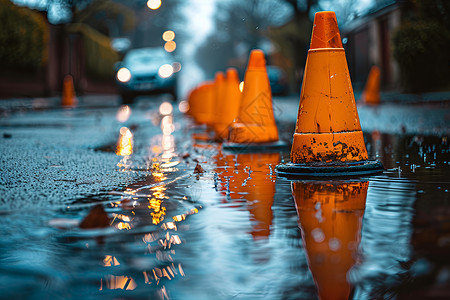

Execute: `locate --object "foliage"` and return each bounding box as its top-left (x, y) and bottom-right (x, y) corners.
top-left (392, 0), bottom-right (450, 92)
top-left (66, 23), bottom-right (120, 80)
top-left (73, 0), bottom-right (137, 37)
top-left (0, 0), bottom-right (49, 69)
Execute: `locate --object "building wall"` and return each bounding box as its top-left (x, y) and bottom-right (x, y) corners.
top-left (343, 5), bottom-right (402, 91)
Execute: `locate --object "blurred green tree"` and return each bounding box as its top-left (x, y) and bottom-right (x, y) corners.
top-left (393, 0), bottom-right (450, 92)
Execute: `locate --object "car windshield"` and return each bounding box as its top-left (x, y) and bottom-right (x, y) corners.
top-left (125, 50), bottom-right (168, 65)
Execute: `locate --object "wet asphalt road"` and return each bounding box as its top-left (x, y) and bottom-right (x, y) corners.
top-left (0, 94), bottom-right (450, 299)
top-left (0, 94), bottom-right (449, 211)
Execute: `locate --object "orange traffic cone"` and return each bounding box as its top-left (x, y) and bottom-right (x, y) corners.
top-left (224, 49), bottom-right (288, 152)
top-left (212, 71), bottom-right (227, 140)
top-left (212, 68), bottom-right (242, 140)
top-left (189, 81), bottom-right (215, 125)
top-left (292, 180), bottom-right (367, 300)
top-left (361, 65), bottom-right (381, 105)
top-left (276, 11), bottom-right (382, 176)
top-left (61, 74), bottom-right (78, 107)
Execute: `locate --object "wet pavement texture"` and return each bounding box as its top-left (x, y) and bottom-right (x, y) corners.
top-left (0, 95), bottom-right (449, 299)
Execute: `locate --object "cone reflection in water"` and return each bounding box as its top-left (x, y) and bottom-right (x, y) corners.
top-left (292, 180), bottom-right (368, 300)
top-left (214, 68), bottom-right (242, 140)
top-left (215, 152), bottom-right (279, 239)
top-left (229, 49), bottom-right (279, 143)
top-left (361, 65), bottom-right (381, 105)
top-left (61, 74), bottom-right (78, 107)
top-left (291, 11), bottom-right (368, 163)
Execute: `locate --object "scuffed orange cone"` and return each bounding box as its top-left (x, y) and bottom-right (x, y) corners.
top-left (224, 50), bottom-right (288, 152)
top-left (292, 180), bottom-right (367, 300)
top-left (213, 68), bottom-right (242, 140)
top-left (361, 65), bottom-right (381, 105)
top-left (276, 11), bottom-right (383, 176)
top-left (61, 74), bottom-right (78, 107)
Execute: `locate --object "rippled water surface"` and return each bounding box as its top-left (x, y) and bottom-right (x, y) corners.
top-left (0, 99), bottom-right (449, 299)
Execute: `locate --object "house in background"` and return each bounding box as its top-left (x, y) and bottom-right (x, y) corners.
top-left (342, 0), bottom-right (402, 92)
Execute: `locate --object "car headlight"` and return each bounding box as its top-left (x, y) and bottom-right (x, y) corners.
top-left (117, 67), bottom-right (132, 83)
top-left (158, 64), bottom-right (174, 78)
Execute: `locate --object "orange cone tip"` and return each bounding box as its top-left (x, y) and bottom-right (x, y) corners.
top-left (276, 11), bottom-right (383, 177)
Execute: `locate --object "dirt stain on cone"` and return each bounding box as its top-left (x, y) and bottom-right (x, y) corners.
top-left (229, 49), bottom-right (279, 144)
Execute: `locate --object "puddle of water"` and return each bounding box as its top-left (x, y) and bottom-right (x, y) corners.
top-left (0, 103), bottom-right (449, 299)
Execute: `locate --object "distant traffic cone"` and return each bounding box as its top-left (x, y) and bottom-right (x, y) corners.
top-left (61, 74), bottom-right (78, 107)
top-left (361, 65), bottom-right (380, 105)
top-left (276, 11), bottom-right (383, 176)
top-left (292, 180), bottom-right (368, 300)
top-left (212, 71), bottom-right (227, 140)
top-left (225, 49), bottom-right (288, 152)
top-left (212, 68), bottom-right (242, 140)
top-left (191, 81), bottom-right (215, 125)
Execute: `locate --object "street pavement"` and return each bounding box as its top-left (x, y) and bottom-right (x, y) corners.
top-left (0, 94), bottom-right (449, 211)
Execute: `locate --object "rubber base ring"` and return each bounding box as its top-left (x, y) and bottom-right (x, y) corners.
top-left (276, 160), bottom-right (384, 178)
top-left (222, 140), bottom-right (290, 153)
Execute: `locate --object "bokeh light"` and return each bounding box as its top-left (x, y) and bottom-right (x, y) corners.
top-left (158, 64), bottom-right (174, 78)
top-left (116, 105), bottom-right (131, 123)
top-left (159, 101), bottom-right (173, 115)
top-left (162, 30), bottom-right (175, 42)
top-left (172, 62), bottom-right (182, 73)
top-left (164, 41), bottom-right (176, 52)
top-left (117, 67), bottom-right (131, 83)
top-left (178, 100), bottom-right (189, 113)
top-left (147, 0), bottom-right (161, 10)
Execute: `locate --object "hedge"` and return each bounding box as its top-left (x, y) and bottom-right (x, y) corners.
top-left (66, 23), bottom-right (120, 80)
top-left (0, 0), bottom-right (49, 69)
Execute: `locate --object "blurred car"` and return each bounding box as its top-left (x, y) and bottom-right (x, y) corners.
top-left (115, 47), bottom-right (178, 103)
top-left (267, 65), bottom-right (289, 96)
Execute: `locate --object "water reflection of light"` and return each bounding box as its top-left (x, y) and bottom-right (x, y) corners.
top-left (161, 134), bottom-right (175, 159)
top-left (103, 255), bottom-right (120, 267)
top-left (159, 101), bottom-right (173, 115)
top-left (116, 127), bottom-right (133, 156)
top-left (100, 275), bottom-right (137, 290)
top-left (116, 105), bottom-right (131, 123)
top-left (161, 116), bottom-right (174, 135)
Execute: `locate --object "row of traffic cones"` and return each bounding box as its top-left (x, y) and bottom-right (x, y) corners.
top-left (187, 11), bottom-right (383, 176)
top-left (187, 49), bottom-right (284, 150)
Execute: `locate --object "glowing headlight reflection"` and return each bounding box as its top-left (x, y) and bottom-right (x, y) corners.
top-left (116, 127), bottom-right (133, 156)
top-left (117, 67), bottom-right (131, 83)
top-left (158, 64), bottom-right (174, 78)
